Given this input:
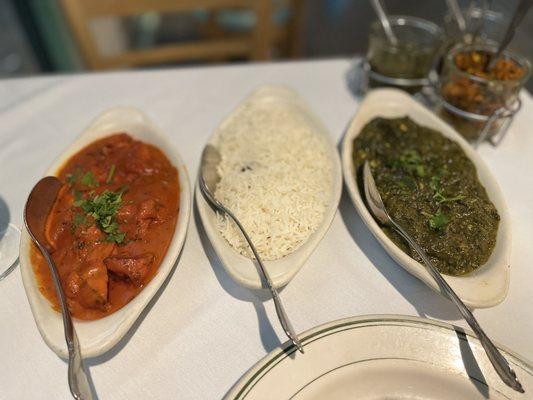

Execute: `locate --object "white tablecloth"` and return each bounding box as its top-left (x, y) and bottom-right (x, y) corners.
top-left (1, 59), bottom-right (532, 400)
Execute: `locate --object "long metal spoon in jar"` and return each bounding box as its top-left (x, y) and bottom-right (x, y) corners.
top-left (370, 0), bottom-right (398, 45)
top-left (24, 176), bottom-right (93, 400)
top-left (362, 161), bottom-right (524, 393)
top-left (486, 0), bottom-right (533, 71)
top-left (199, 144), bottom-right (304, 353)
top-left (445, 0), bottom-right (467, 34)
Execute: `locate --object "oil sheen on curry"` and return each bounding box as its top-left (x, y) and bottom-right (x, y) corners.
top-left (31, 133), bottom-right (179, 320)
top-left (353, 117), bottom-right (499, 276)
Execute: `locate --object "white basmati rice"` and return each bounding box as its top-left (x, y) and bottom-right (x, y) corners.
top-left (214, 101), bottom-right (332, 260)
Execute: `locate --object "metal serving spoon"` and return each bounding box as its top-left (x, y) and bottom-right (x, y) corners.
top-left (362, 161), bottom-right (524, 393)
top-left (370, 0), bottom-right (398, 45)
top-left (445, 0), bottom-right (466, 34)
top-left (24, 176), bottom-right (93, 400)
top-left (199, 145), bottom-right (304, 353)
top-left (487, 0), bottom-right (533, 71)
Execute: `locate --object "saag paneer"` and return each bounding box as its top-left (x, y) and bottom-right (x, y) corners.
top-left (353, 117), bottom-right (499, 276)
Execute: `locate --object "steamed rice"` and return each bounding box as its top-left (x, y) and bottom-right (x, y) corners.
top-left (214, 101), bottom-right (332, 260)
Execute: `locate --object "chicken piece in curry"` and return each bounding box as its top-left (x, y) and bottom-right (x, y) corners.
top-left (31, 133), bottom-right (179, 320)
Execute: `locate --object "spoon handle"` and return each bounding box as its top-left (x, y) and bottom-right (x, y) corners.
top-left (220, 206), bottom-right (304, 353)
top-left (37, 243), bottom-right (93, 400)
top-left (370, 0), bottom-right (398, 45)
top-left (389, 218), bottom-right (524, 393)
top-left (445, 0), bottom-right (466, 32)
top-left (487, 0), bottom-right (533, 70)
top-left (199, 179), bottom-right (303, 353)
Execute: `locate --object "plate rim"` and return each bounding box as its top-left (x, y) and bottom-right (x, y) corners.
top-left (224, 314), bottom-right (533, 399)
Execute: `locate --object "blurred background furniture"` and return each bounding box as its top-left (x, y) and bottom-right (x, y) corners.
top-left (59, 0), bottom-right (304, 70)
top-left (2, 0), bottom-right (532, 90)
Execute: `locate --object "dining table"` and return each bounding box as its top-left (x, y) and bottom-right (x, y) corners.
top-left (0, 58), bottom-right (532, 400)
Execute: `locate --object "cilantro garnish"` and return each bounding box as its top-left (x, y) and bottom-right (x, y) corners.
top-left (428, 211), bottom-right (450, 230)
top-left (399, 175), bottom-right (417, 191)
top-left (395, 150), bottom-right (426, 178)
top-left (106, 164), bottom-right (116, 184)
top-left (401, 150), bottom-right (426, 177)
top-left (429, 175), bottom-right (441, 192)
top-left (401, 150), bottom-right (421, 164)
top-left (105, 231), bottom-right (126, 244)
top-left (80, 171), bottom-right (98, 187)
top-left (73, 189), bottom-right (83, 203)
top-left (391, 152), bottom-right (463, 229)
top-left (73, 188), bottom-right (127, 244)
top-left (73, 212), bottom-right (88, 228)
top-left (433, 192), bottom-right (465, 204)
top-left (430, 173), bottom-right (464, 204)
top-left (66, 169), bottom-right (82, 185)
top-left (67, 169), bottom-right (98, 188)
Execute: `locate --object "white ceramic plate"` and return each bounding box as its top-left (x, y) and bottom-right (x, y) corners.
top-left (196, 85), bottom-right (343, 289)
top-left (226, 315), bottom-right (532, 399)
top-left (19, 107), bottom-right (191, 358)
top-left (341, 88), bottom-right (511, 308)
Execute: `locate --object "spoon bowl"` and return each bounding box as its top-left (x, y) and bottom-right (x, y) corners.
top-left (362, 162), bottom-right (389, 225)
top-left (200, 144), bottom-right (223, 196)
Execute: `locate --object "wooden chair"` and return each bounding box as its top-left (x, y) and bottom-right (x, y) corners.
top-left (60, 0), bottom-right (302, 70)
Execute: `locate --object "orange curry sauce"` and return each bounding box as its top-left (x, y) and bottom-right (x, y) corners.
top-left (30, 133), bottom-right (179, 320)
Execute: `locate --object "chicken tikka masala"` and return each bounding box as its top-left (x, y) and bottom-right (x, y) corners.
top-left (31, 133), bottom-right (179, 320)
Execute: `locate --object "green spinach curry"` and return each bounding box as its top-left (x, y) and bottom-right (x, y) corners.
top-left (353, 117), bottom-right (499, 276)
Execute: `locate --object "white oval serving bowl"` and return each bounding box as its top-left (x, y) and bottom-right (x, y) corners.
top-left (341, 88), bottom-right (511, 308)
top-left (19, 107), bottom-right (191, 358)
top-left (196, 85), bottom-right (343, 289)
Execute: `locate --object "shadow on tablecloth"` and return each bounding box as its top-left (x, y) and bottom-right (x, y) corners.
top-left (0, 196), bottom-right (18, 281)
top-left (193, 197), bottom-right (287, 355)
top-left (80, 237), bottom-right (186, 399)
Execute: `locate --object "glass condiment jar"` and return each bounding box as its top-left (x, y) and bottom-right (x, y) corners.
top-left (366, 16), bottom-right (443, 93)
top-left (443, 6), bottom-right (507, 49)
top-left (434, 6), bottom-right (507, 76)
top-left (436, 43), bottom-right (531, 144)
